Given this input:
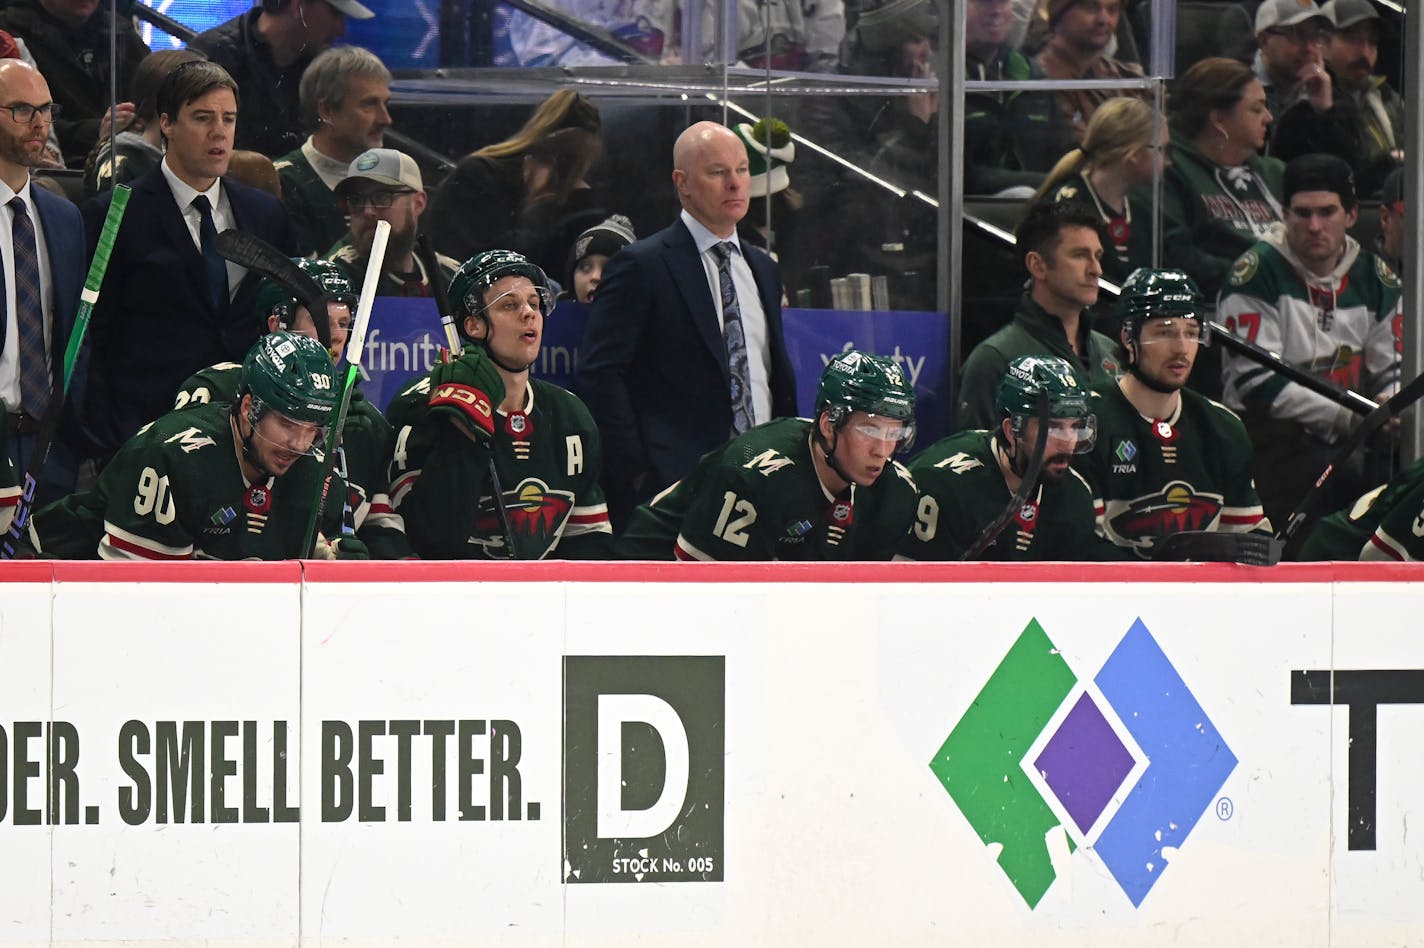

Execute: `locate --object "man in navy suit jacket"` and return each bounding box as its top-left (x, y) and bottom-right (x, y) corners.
top-left (81, 61), bottom-right (294, 456)
top-left (0, 60), bottom-right (85, 506)
top-left (578, 120), bottom-right (797, 528)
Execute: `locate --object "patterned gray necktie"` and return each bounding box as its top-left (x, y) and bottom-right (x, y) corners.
top-left (711, 241), bottom-right (755, 435)
top-left (10, 196), bottom-right (47, 417)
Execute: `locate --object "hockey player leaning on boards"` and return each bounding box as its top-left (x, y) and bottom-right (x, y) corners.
top-left (172, 259), bottom-right (411, 559)
top-left (899, 355), bottom-right (1105, 561)
top-left (616, 350), bottom-right (920, 561)
top-left (1077, 268), bottom-right (1270, 558)
top-left (385, 250), bottom-right (612, 559)
top-left (24, 332), bottom-right (361, 560)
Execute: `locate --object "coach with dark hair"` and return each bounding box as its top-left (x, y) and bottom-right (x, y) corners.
top-left (956, 202), bottom-right (1123, 429)
top-left (80, 60), bottom-right (294, 457)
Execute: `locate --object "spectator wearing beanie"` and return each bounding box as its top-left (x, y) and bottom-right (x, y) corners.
top-left (563, 214), bottom-right (634, 304)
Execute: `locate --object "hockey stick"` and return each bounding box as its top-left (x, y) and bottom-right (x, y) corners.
top-left (1207, 320), bottom-right (1376, 416)
top-left (301, 220), bottom-right (390, 558)
top-left (417, 233), bottom-right (519, 559)
top-left (2, 185), bottom-right (131, 559)
top-left (1152, 530), bottom-right (1283, 566)
top-left (215, 231), bottom-right (331, 349)
top-left (961, 391), bottom-right (1051, 560)
top-left (1278, 368), bottom-right (1424, 560)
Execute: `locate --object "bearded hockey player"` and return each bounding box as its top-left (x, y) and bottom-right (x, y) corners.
top-left (1076, 269), bottom-right (1270, 557)
top-left (1218, 153), bottom-right (1402, 525)
top-left (172, 260), bottom-right (410, 558)
top-left (386, 250), bottom-right (612, 559)
top-left (900, 355), bottom-right (1103, 560)
top-left (27, 332), bottom-right (356, 560)
top-left (616, 350), bottom-right (919, 561)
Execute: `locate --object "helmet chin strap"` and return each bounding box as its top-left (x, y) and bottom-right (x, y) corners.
top-left (233, 403), bottom-right (279, 480)
top-left (813, 418), bottom-right (854, 488)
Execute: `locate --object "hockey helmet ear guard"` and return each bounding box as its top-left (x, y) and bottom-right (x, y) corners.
top-left (449, 250), bottom-right (554, 340)
top-left (816, 349), bottom-right (917, 451)
top-left (997, 355), bottom-right (1097, 454)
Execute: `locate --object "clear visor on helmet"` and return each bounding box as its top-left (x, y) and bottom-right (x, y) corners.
top-left (849, 413), bottom-right (917, 452)
top-left (1138, 315), bottom-right (1208, 346)
top-left (479, 283), bottom-right (556, 320)
top-left (1017, 414), bottom-right (1097, 454)
top-left (249, 401), bottom-right (330, 459)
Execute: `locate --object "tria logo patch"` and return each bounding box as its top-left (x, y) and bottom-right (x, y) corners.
top-left (1114, 439), bottom-right (1137, 463)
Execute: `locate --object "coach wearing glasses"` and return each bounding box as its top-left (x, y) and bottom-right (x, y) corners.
top-left (326, 147), bottom-right (458, 298)
top-left (0, 60), bottom-right (84, 504)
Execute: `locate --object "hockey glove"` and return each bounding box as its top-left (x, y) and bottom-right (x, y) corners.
top-left (427, 346), bottom-right (505, 443)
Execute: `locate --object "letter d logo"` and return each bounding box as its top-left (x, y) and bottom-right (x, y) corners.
top-left (563, 656), bottom-right (724, 884)
top-left (597, 694), bottom-right (690, 838)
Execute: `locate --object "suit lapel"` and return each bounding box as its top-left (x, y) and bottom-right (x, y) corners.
top-left (662, 222), bottom-right (728, 381)
top-left (146, 169), bottom-right (212, 314)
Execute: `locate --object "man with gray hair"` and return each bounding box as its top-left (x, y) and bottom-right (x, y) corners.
top-left (274, 45), bottom-right (391, 256)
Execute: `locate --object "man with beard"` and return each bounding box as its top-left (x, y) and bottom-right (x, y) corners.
top-left (1219, 153), bottom-right (1401, 526)
top-left (327, 147), bottom-right (457, 297)
top-left (385, 251), bottom-right (611, 559)
top-left (1032, 0), bottom-right (1146, 143)
top-left (900, 354), bottom-right (1102, 560)
top-left (617, 350), bottom-right (919, 561)
top-left (1269, 0), bottom-right (1404, 198)
top-left (1077, 269), bottom-right (1269, 559)
top-left (24, 332), bottom-right (360, 559)
top-left (0, 60), bottom-right (85, 503)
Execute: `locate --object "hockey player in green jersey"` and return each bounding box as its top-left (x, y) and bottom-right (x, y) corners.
top-left (172, 259), bottom-right (410, 558)
top-left (1218, 153), bottom-right (1402, 525)
top-left (900, 355), bottom-right (1103, 561)
top-left (1079, 269), bottom-right (1270, 557)
top-left (1299, 455), bottom-right (1424, 561)
top-left (617, 350), bottom-right (919, 561)
top-left (386, 250), bottom-right (612, 559)
top-left (26, 332), bottom-right (356, 560)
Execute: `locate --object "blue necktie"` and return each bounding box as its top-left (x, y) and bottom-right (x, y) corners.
top-left (10, 196), bottom-right (47, 418)
top-left (192, 195), bottom-right (229, 314)
top-left (711, 241), bottom-right (755, 436)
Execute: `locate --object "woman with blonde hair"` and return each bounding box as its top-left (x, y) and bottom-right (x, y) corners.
top-left (1029, 96), bottom-right (1165, 286)
top-left (427, 90), bottom-right (605, 274)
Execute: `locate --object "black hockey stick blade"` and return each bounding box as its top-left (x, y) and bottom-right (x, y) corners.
top-left (962, 391), bottom-right (1051, 560)
top-left (214, 230), bottom-right (331, 349)
top-left (1153, 530), bottom-right (1283, 566)
top-left (416, 232), bottom-right (463, 357)
top-left (1278, 367), bottom-right (1424, 560)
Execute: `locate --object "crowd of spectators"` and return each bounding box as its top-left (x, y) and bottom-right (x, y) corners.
top-left (0, 0), bottom-right (1414, 564)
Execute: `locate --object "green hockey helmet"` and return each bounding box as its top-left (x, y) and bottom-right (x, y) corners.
top-left (238, 331), bottom-right (339, 427)
top-left (449, 249), bottom-right (553, 340)
top-left (996, 355), bottom-right (1096, 453)
top-left (253, 258), bottom-right (357, 344)
top-left (1115, 268), bottom-right (1207, 344)
top-left (816, 349), bottom-right (917, 446)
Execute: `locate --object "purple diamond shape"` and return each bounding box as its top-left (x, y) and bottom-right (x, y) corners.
top-left (1034, 693), bottom-right (1135, 834)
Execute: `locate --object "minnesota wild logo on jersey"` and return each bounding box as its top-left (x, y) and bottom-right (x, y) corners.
top-left (469, 477), bottom-right (577, 558)
top-left (1079, 384), bottom-right (1269, 557)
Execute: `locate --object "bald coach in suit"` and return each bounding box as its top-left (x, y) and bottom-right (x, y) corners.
top-left (578, 120), bottom-right (797, 528)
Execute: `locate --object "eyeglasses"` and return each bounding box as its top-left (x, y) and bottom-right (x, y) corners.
top-left (0, 102), bottom-right (60, 124)
top-left (344, 189), bottom-right (415, 210)
top-left (1266, 25), bottom-right (1332, 45)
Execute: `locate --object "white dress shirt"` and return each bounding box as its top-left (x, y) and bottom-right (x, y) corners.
top-left (681, 209), bottom-right (773, 426)
top-left (0, 177), bottom-right (53, 412)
